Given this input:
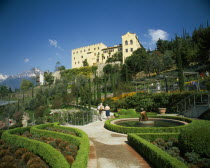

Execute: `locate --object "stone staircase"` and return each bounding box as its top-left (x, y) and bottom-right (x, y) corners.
top-left (176, 92), bottom-right (210, 118)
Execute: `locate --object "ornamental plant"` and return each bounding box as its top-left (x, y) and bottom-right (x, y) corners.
top-left (178, 120), bottom-right (210, 157)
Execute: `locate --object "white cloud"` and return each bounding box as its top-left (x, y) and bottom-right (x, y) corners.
top-left (49, 39), bottom-right (64, 51)
top-left (49, 39), bottom-right (58, 48)
top-left (24, 58), bottom-right (29, 63)
top-left (148, 29), bottom-right (169, 43)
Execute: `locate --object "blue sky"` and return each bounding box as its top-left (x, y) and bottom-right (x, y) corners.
top-left (0, 0), bottom-right (209, 75)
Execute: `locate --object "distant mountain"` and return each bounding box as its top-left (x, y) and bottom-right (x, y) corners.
top-left (0, 68), bottom-right (42, 90)
top-left (0, 74), bottom-right (8, 82)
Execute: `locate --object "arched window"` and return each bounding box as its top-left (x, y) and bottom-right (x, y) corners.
top-left (130, 40), bottom-right (133, 45)
top-left (125, 40), bottom-right (128, 45)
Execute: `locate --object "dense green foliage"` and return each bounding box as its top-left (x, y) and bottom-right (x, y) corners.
top-left (20, 79), bottom-right (34, 91)
top-left (0, 85), bottom-right (13, 97)
top-left (106, 52), bottom-right (122, 63)
top-left (44, 71), bottom-right (54, 87)
top-left (112, 91), bottom-right (203, 113)
top-left (157, 26), bottom-right (210, 66)
top-left (126, 109), bottom-right (136, 115)
top-left (178, 120), bottom-right (210, 157)
top-left (118, 109), bottom-right (127, 115)
top-left (61, 66), bottom-right (95, 80)
top-left (128, 133), bottom-right (187, 168)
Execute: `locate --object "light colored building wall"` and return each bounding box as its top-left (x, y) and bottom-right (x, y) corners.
top-left (53, 71), bottom-right (61, 83)
top-left (121, 32), bottom-right (142, 63)
top-left (102, 45), bottom-right (122, 63)
top-left (72, 43), bottom-right (107, 68)
top-left (71, 32), bottom-right (142, 68)
top-left (39, 73), bottom-right (44, 85)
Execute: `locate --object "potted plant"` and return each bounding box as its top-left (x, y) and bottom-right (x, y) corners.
top-left (158, 108), bottom-right (167, 114)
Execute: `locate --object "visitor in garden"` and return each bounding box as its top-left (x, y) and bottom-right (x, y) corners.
top-left (97, 103), bottom-right (104, 121)
top-left (200, 72), bottom-right (204, 79)
top-left (205, 71), bottom-right (209, 77)
top-left (105, 104), bottom-right (111, 120)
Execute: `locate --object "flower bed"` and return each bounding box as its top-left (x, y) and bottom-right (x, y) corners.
top-left (0, 139), bottom-right (49, 168)
top-left (1, 126), bottom-right (69, 168)
top-left (2, 123), bottom-right (90, 168)
top-left (151, 137), bottom-right (210, 168)
top-left (128, 133), bottom-right (187, 168)
top-left (127, 120), bottom-right (210, 168)
top-left (16, 130), bottom-right (78, 165)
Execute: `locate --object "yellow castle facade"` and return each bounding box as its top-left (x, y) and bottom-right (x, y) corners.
top-left (71, 32), bottom-right (142, 68)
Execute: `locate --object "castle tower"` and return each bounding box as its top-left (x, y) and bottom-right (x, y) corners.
top-left (121, 32), bottom-right (142, 63)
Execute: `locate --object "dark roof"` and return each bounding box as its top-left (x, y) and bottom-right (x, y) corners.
top-left (102, 44), bottom-right (122, 50)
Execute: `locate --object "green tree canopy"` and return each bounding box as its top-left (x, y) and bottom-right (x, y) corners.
top-left (106, 52), bottom-right (123, 63)
top-left (44, 71), bottom-right (54, 87)
top-left (0, 85), bottom-right (12, 97)
top-left (124, 48), bottom-right (148, 78)
top-left (20, 79), bottom-right (34, 91)
top-left (83, 59), bottom-right (89, 66)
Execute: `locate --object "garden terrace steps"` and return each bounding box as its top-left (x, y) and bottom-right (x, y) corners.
top-left (64, 120), bottom-right (151, 168)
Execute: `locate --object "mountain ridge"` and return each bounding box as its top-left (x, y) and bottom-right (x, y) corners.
top-left (0, 68), bottom-right (43, 90)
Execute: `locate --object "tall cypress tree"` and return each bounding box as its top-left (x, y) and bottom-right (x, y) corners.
top-left (88, 77), bottom-right (91, 110)
top-left (174, 36), bottom-right (185, 91)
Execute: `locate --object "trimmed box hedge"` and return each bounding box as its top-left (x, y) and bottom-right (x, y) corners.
top-left (128, 133), bottom-right (187, 168)
top-left (1, 126), bottom-right (70, 168)
top-left (1, 123), bottom-right (90, 168)
top-left (178, 120), bottom-right (210, 157)
top-left (104, 116), bottom-right (193, 134)
top-left (31, 123), bottom-right (89, 168)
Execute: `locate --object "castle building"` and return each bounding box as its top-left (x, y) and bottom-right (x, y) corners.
top-left (71, 32), bottom-right (142, 68)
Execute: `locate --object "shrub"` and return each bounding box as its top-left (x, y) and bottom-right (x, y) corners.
top-left (0, 162), bottom-right (16, 168)
top-left (136, 98), bottom-right (154, 111)
top-left (35, 106), bottom-right (47, 118)
top-left (9, 122), bottom-right (23, 129)
top-left (112, 91), bottom-right (206, 113)
top-left (178, 120), bottom-right (210, 157)
top-left (51, 95), bottom-right (63, 109)
top-left (206, 80), bottom-right (210, 91)
top-left (21, 152), bottom-right (35, 163)
top-left (15, 148), bottom-right (28, 158)
top-left (0, 149), bottom-right (9, 157)
top-left (118, 109), bottom-right (127, 115)
top-left (65, 155), bottom-right (74, 165)
top-left (128, 133), bottom-right (187, 168)
top-left (2, 155), bottom-right (15, 162)
top-left (184, 152), bottom-right (200, 164)
top-left (27, 157), bottom-right (42, 166)
top-left (126, 109), bottom-right (136, 115)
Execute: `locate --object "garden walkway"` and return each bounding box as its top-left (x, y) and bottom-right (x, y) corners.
top-left (66, 120), bottom-right (151, 168)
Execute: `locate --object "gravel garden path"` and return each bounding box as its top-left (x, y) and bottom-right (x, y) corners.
top-left (66, 120), bottom-right (151, 168)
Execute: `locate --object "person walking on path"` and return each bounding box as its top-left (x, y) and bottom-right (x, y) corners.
top-left (205, 71), bottom-right (209, 77)
top-left (105, 104), bottom-right (111, 120)
top-left (97, 103), bottom-right (104, 121)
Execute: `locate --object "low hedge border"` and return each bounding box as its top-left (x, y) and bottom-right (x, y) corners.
top-left (127, 133), bottom-right (187, 168)
top-left (31, 123), bottom-right (89, 168)
top-left (104, 116), bottom-right (193, 134)
top-left (1, 126), bottom-right (69, 168)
